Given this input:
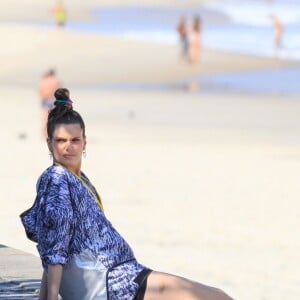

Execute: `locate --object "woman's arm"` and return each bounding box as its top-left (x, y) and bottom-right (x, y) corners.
top-left (47, 264), bottom-right (63, 300)
top-left (39, 270), bottom-right (47, 300)
top-left (36, 171), bottom-right (72, 299)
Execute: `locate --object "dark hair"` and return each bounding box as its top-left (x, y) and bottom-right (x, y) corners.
top-left (44, 68), bottom-right (56, 77)
top-left (193, 15), bottom-right (201, 32)
top-left (47, 88), bottom-right (86, 139)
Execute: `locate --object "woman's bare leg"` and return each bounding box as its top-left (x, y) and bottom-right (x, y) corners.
top-left (144, 271), bottom-right (233, 300)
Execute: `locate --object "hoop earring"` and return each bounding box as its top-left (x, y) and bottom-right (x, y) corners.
top-left (83, 150), bottom-right (86, 158)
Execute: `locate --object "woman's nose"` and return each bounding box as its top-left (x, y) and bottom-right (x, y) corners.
top-left (65, 140), bottom-right (72, 151)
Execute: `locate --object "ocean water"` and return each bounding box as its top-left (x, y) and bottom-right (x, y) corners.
top-left (205, 0), bottom-right (300, 60)
top-left (20, 1), bottom-right (300, 94)
top-left (196, 67), bottom-right (300, 95)
top-left (65, 0), bottom-right (300, 61)
top-left (64, 1), bottom-right (300, 94)
top-left (77, 67), bottom-right (300, 96)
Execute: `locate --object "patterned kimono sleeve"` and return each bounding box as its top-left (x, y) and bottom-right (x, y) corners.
top-left (37, 172), bottom-right (74, 267)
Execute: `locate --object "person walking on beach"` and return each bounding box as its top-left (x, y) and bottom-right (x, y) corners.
top-left (270, 15), bottom-right (284, 50)
top-left (38, 69), bottom-right (62, 139)
top-left (52, 0), bottom-right (67, 28)
top-left (176, 15), bottom-right (189, 62)
top-left (20, 87), bottom-right (233, 300)
top-left (189, 15), bottom-right (202, 65)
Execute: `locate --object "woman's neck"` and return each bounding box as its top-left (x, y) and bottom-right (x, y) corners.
top-left (54, 161), bottom-right (81, 177)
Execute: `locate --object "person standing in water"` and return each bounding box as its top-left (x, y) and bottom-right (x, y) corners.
top-left (189, 15), bottom-right (202, 65)
top-left (270, 15), bottom-right (284, 50)
top-left (176, 15), bottom-right (189, 62)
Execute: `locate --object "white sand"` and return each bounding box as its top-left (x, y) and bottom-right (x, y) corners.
top-left (0, 2), bottom-right (299, 299)
top-left (1, 87), bottom-right (300, 300)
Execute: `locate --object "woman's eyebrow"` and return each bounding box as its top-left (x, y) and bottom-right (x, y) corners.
top-left (54, 136), bottom-right (81, 139)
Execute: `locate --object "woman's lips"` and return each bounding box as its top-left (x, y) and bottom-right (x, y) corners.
top-left (63, 154), bottom-right (75, 158)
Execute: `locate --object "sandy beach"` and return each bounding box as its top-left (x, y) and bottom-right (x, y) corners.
top-left (0, 1), bottom-right (299, 299)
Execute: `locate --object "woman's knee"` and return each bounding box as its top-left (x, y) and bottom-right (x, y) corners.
top-left (145, 271), bottom-right (197, 299)
top-left (145, 272), bottom-right (233, 300)
top-left (145, 272), bottom-right (180, 294)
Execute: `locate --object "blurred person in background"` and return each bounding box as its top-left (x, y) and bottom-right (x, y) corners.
top-left (270, 15), bottom-right (284, 50)
top-left (38, 69), bottom-right (62, 139)
top-left (52, 0), bottom-right (67, 28)
top-left (176, 15), bottom-right (189, 62)
top-left (189, 15), bottom-right (202, 65)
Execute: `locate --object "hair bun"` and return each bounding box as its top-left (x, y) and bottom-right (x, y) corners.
top-left (54, 88), bottom-right (73, 108)
top-left (54, 88), bottom-right (69, 100)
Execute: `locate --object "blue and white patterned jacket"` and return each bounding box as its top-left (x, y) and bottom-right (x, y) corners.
top-left (20, 165), bottom-right (146, 300)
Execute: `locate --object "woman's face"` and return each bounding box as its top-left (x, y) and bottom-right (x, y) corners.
top-left (47, 123), bottom-right (86, 175)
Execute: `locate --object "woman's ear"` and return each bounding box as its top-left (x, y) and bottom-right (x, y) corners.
top-left (47, 138), bottom-right (52, 153)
